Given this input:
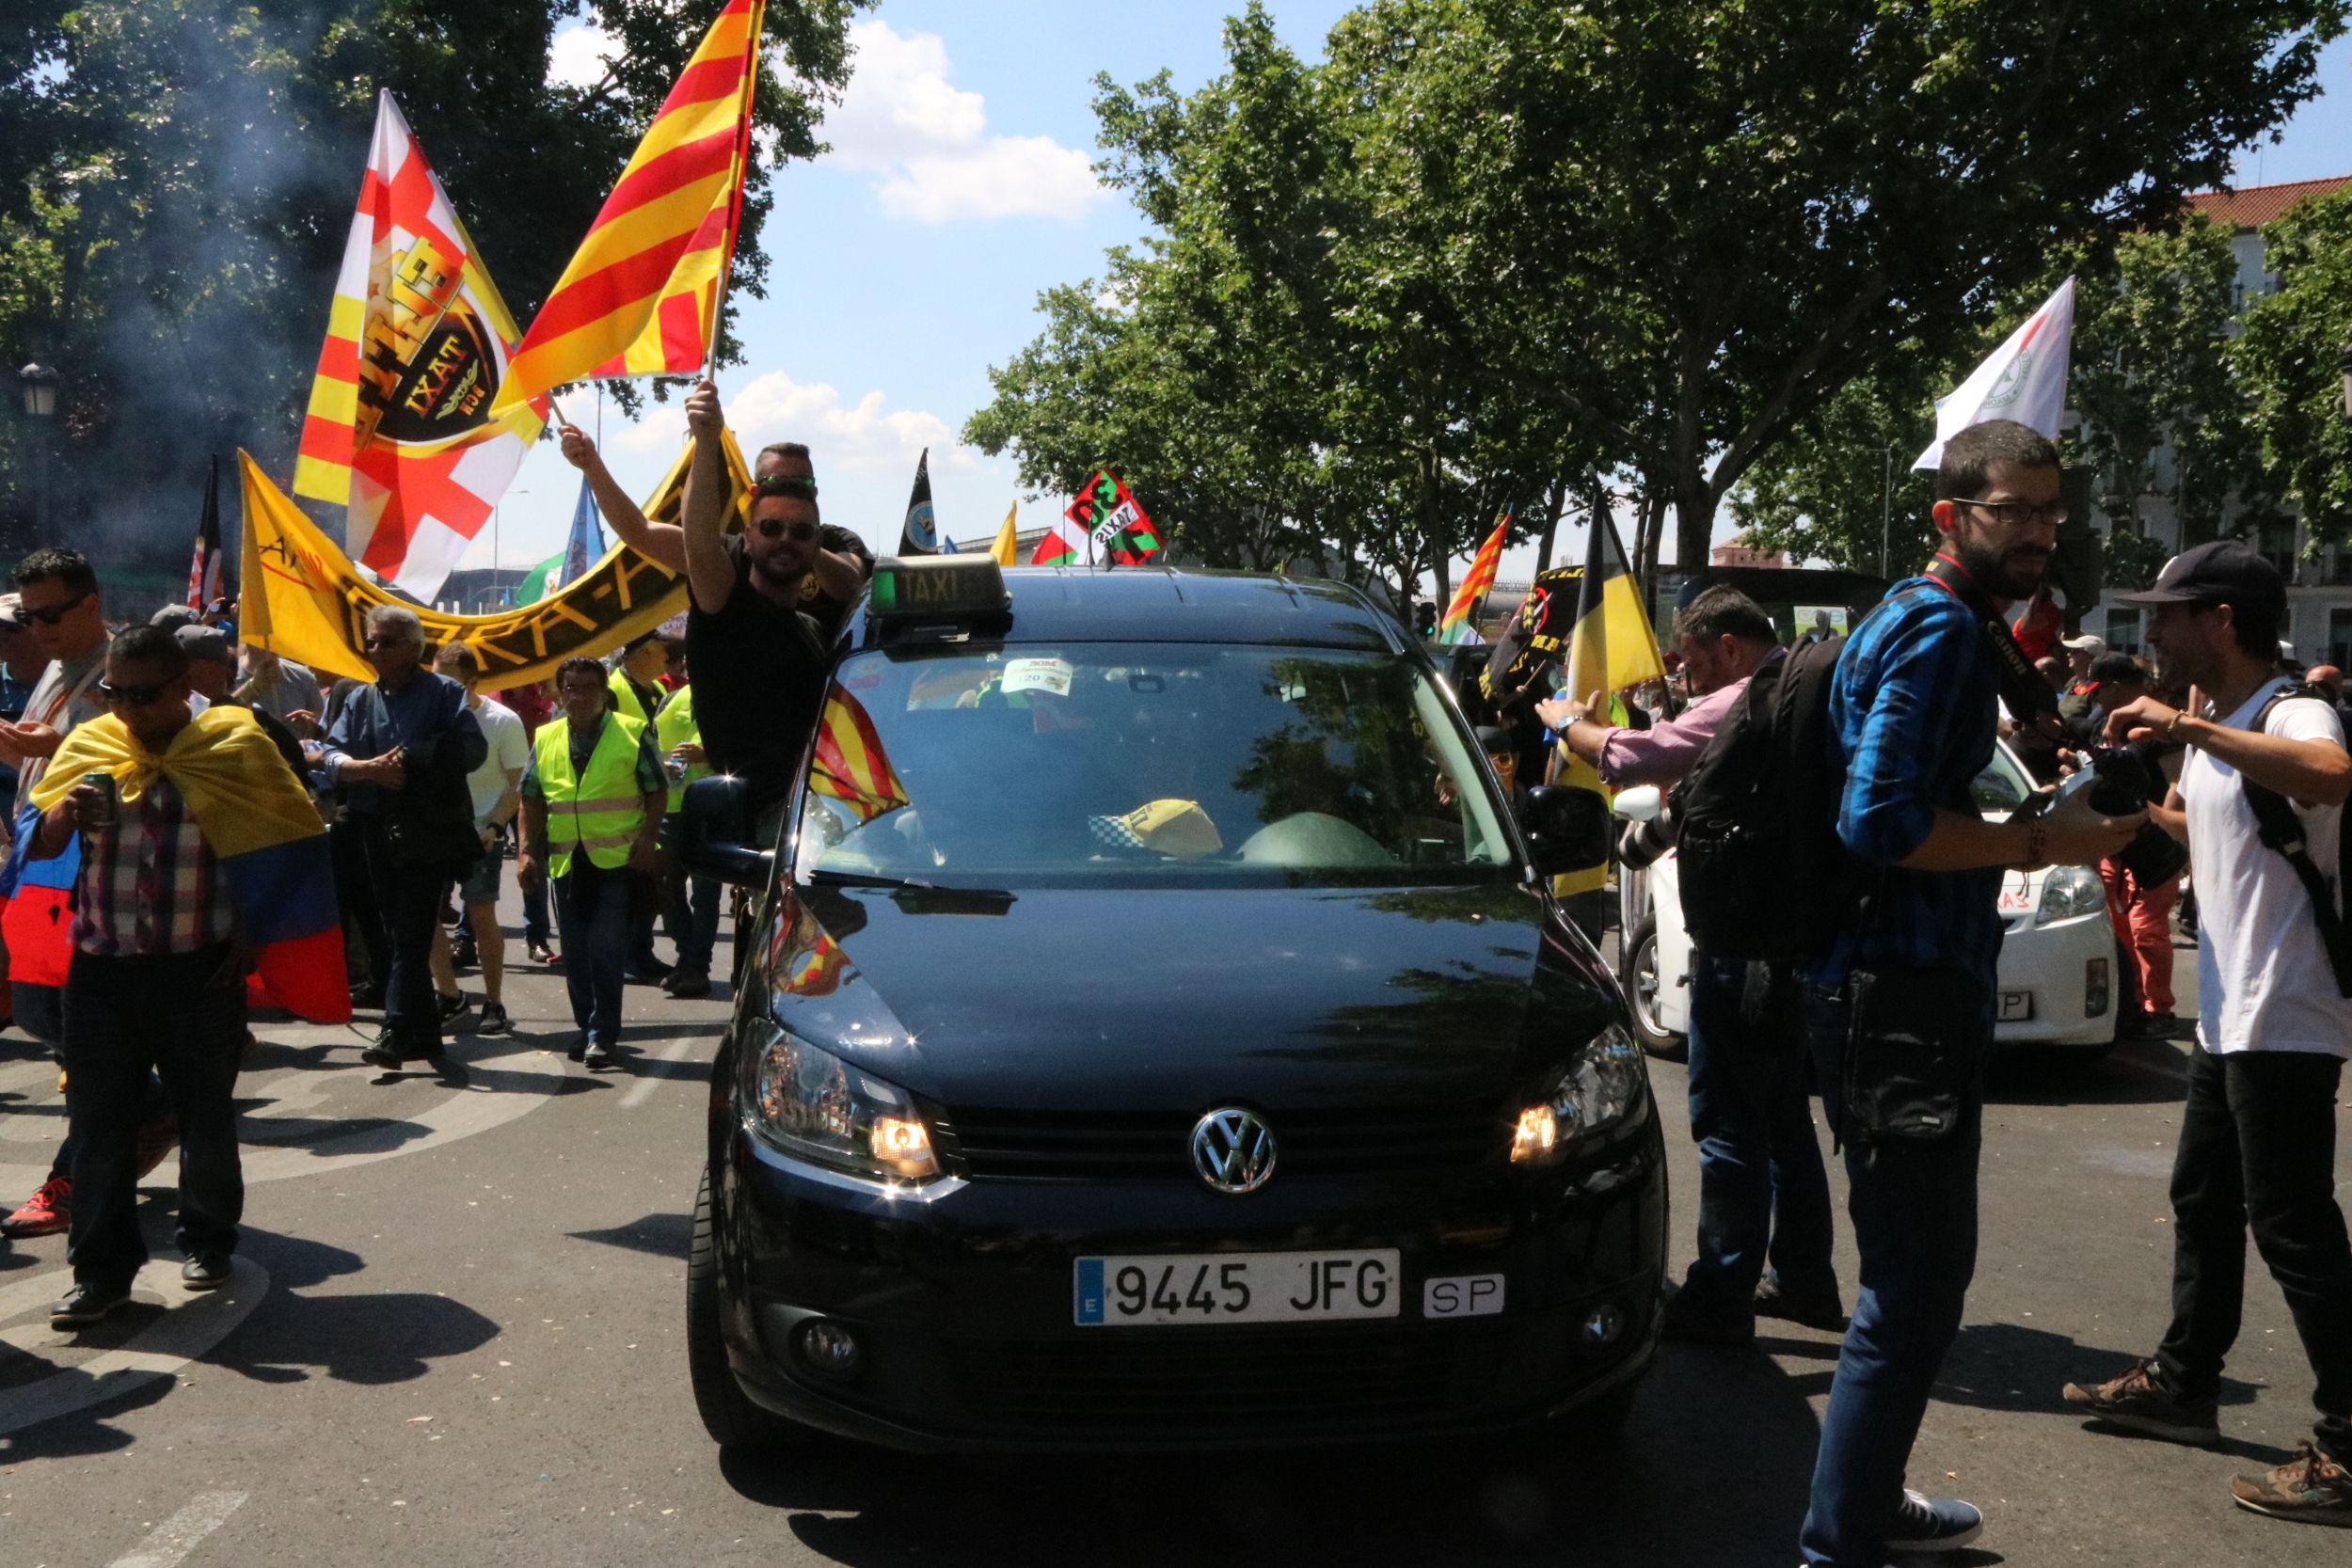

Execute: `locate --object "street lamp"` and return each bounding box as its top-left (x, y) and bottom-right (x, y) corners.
top-left (18, 362), bottom-right (58, 539)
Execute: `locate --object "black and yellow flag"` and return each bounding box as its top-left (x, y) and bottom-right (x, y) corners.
top-left (1561, 501), bottom-right (1666, 705)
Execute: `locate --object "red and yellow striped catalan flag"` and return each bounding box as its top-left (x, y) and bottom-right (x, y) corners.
top-left (810, 688), bottom-right (910, 824)
top-left (491, 0), bottom-right (764, 420)
top-left (1438, 508), bottom-right (1509, 642)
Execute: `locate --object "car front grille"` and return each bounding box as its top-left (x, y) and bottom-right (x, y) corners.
top-left (930, 1101), bottom-right (1506, 1181)
top-left (946, 1320), bottom-right (1513, 1432)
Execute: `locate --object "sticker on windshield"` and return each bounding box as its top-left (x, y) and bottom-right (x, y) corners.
top-left (1002, 657), bottom-right (1074, 698)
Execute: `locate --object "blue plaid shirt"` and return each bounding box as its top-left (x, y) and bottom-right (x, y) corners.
top-left (1814, 578), bottom-right (2003, 986)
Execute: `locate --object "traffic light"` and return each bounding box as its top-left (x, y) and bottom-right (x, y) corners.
top-left (1414, 600), bottom-right (1438, 639)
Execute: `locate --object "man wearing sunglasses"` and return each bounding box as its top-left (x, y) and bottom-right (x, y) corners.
top-left (0, 546), bottom-right (129, 1245)
top-left (310, 605), bottom-right (486, 1070)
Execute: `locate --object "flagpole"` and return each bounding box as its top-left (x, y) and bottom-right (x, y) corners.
top-left (704, 0), bottom-right (766, 368)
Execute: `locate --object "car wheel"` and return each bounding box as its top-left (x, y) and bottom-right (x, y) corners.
top-left (1619, 914), bottom-right (1686, 1062)
top-left (687, 1164), bottom-right (796, 1451)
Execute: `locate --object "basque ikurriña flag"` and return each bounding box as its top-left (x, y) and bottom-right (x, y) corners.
top-left (24, 707), bottom-right (349, 1022)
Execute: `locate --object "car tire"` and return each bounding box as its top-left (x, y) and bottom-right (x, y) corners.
top-left (687, 1164), bottom-right (796, 1451)
top-left (1620, 914), bottom-right (1686, 1063)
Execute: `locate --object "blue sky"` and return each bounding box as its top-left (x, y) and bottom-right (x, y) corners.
top-left (454, 7), bottom-right (2352, 589)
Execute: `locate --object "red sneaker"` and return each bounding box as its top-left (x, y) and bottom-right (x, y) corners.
top-left (1, 1175), bottom-right (71, 1238)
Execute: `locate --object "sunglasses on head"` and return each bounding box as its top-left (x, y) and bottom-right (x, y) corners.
top-left (24, 593), bottom-right (91, 626)
top-left (362, 634), bottom-right (413, 650)
top-left (97, 678), bottom-right (170, 707)
top-left (751, 518), bottom-right (819, 543)
top-left (753, 474), bottom-right (818, 499)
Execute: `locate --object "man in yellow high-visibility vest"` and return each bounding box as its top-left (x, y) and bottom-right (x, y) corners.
top-left (519, 657), bottom-right (666, 1070)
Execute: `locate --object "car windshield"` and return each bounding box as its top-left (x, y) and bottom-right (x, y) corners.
top-left (792, 642), bottom-right (1518, 888)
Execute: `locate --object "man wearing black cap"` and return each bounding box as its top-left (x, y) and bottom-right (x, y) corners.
top-left (1472, 724), bottom-right (1534, 824)
top-left (2063, 539), bottom-right (2352, 1529)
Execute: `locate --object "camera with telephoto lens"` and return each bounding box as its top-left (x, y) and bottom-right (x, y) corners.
top-left (1616, 800), bottom-right (1676, 871)
top-left (2018, 742), bottom-right (2185, 883)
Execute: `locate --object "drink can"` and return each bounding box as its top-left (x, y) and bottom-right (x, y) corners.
top-left (80, 771), bottom-right (118, 831)
top-left (664, 752), bottom-right (689, 784)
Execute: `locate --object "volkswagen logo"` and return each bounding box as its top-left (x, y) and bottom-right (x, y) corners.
top-left (1189, 1107), bottom-right (1277, 1195)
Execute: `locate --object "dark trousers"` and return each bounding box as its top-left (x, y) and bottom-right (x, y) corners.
top-left (64, 946), bottom-right (246, 1287)
top-left (330, 815), bottom-right (388, 990)
top-left (2155, 1044), bottom-right (2352, 1465)
top-left (1680, 955), bottom-right (1838, 1315)
top-left (553, 859), bottom-right (630, 1046)
top-left (522, 873), bottom-right (551, 949)
top-left (660, 814), bottom-right (721, 972)
top-left (1800, 984), bottom-right (1985, 1568)
top-left (358, 817), bottom-right (446, 1053)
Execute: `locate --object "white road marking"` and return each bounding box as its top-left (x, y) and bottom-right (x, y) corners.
top-left (618, 1036), bottom-right (703, 1109)
top-left (105, 1489), bottom-right (249, 1568)
top-left (0, 1258), bottom-right (269, 1439)
top-left (0, 1046), bottom-right (564, 1196)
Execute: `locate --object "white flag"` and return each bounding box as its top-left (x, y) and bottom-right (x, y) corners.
top-left (1913, 277), bottom-right (2074, 470)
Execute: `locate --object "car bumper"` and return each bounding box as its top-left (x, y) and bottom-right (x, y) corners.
top-left (712, 1118), bottom-right (1668, 1453)
top-left (1994, 910), bottom-right (2118, 1046)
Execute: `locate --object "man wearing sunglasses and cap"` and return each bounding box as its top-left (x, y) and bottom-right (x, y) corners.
top-left (560, 394), bottom-right (871, 829)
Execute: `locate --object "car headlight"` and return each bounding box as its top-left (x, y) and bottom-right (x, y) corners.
top-left (2036, 863), bottom-right (2106, 925)
top-left (744, 1022), bottom-right (939, 1182)
top-left (1511, 1023), bottom-right (1649, 1166)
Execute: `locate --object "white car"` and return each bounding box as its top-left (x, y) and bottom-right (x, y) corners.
top-left (1613, 739), bottom-right (2126, 1057)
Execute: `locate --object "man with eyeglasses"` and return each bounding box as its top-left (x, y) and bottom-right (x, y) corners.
top-left (310, 605), bottom-right (486, 1071)
top-left (559, 400), bottom-right (871, 829)
top-left (1799, 420), bottom-right (2142, 1567)
top-left (0, 546), bottom-right (146, 1244)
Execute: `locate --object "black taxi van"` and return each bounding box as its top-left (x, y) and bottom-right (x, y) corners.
top-left (680, 559), bottom-right (1665, 1453)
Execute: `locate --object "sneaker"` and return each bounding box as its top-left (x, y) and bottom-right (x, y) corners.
top-left (1, 1175), bottom-right (70, 1238)
top-left (2231, 1442), bottom-right (2352, 1528)
top-left (475, 1002), bottom-right (511, 1036)
top-left (1660, 1281), bottom-right (1755, 1346)
top-left (182, 1252), bottom-right (232, 1291)
top-left (437, 991), bottom-right (471, 1026)
top-left (529, 942), bottom-right (558, 966)
top-left (452, 935), bottom-right (478, 972)
top-left (582, 1039), bottom-right (616, 1071)
top-left (666, 966), bottom-right (710, 999)
top-left (51, 1280), bottom-right (133, 1327)
top-left (2061, 1356), bottom-right (2221, 1445)
top-left (1754, 1275), bottom-right (1846, 1331)
top-left (359, 1031), bottom-right (406, 1070)
top-left (132, 1113), bottom-right (180, 1180)
top-left (1885, 1490), bottom-right (1983, 1552)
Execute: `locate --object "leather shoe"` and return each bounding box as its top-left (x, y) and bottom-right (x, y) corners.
top-left (50, 1280), bottom-right (132, 1327)
top-left (182, 1253), bottom-right (232, 1291)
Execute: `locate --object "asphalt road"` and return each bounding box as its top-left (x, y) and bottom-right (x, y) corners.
top-left (1, 899), bottom-right (2346, 1568)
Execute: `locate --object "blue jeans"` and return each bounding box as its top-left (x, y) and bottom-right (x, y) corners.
top-left (666, 871), bottom-right (721, 971)
top-left (1800, 982), bottom-right (1985, 1568)
top-left (1680, 955), bottom-right (1837, 1316)
top-left (552, 860), bottom-right (630, 1046)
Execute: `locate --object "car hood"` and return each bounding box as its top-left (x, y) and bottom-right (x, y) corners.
top-left (753, 879), bottom-right (1621, 1113)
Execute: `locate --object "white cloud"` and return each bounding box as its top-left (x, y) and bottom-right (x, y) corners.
top-left (612, 372), bottom-right (973, 479)
top-left (817, 20), bottom-right (1104, 223)
top-left (548, 20), bottom-right (616, 90)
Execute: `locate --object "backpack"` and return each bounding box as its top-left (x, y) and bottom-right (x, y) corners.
top-left (2240, 682), bottom-right (2352, 998)
top-left (1672, 634), bottom-right (1858, 963)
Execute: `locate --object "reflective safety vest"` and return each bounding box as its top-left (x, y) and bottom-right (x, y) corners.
top-left (653, 682), bottom-right (708, 813)
top-left (607, 667), bottom-right (655, 725)
top-left (535, 713), bottom-right (649, 877)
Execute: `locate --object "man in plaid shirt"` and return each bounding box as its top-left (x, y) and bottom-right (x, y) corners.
top-left (33, 626), bottom-right (250, 1327)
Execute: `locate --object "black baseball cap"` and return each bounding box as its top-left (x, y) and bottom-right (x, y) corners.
top-left (2088, 652), bottom-right (2144, 686)
top-left (2117, 540), bottom-right (2286, 626)
top-left (1474, 724), bottom-right (1512, 754)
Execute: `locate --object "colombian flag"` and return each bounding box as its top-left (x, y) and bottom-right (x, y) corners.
top-left (491, 0), bottom-right (765, 419)
top-left (809, 689), bottom-right (908, 824)
top-left (27, 707), bottom-right (349, 1023)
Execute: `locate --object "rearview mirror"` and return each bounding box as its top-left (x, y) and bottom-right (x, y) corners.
top-left (1523, 784), bottom-right (1613, 878)
top-left (676, 775), bottom-right (772, 889)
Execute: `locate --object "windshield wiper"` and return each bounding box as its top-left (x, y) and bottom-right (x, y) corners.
top-left (805, 868), bottom-right (935, 891)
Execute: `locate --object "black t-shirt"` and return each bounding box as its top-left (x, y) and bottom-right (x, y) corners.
top-left (685, 526), bottom-right (872, 814)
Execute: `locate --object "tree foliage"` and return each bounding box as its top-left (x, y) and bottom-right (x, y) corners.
top-left (0, 0), bottom-right (869, 570)
top-left (2238, 190), bottom-right (2352, 544)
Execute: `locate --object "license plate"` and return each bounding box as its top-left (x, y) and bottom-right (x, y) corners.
top-left (1999, 990), bottom-right (2034, 1022)
top-left (1073, 1250), bottom-right (1401, 1326)
top-left (1997, 875), bottom-right (2033, 914)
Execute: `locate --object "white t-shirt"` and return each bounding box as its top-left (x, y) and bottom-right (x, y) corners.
top-left (466, 697), bottom-right (531, 827)
top-left (2181, 678), bottom-right (2352, 1057)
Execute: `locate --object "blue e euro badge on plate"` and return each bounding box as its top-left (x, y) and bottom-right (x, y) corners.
top-left (1074, 1257), bottom-right (1107, 1324)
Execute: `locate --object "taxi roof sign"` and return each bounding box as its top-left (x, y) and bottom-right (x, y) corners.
top-left (867, 556), bottom-right (1010, 621)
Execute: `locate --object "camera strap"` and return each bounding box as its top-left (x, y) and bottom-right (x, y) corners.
top-left (1921, 553), bottom-right (2065, 740)
top-left (2242, 683), bottom-right (2352, 998)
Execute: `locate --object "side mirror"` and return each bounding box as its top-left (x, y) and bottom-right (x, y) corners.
top-left (1523, 784), bottom-right (1613, 878)
top-left (677, 775), bottom-right (772, 889)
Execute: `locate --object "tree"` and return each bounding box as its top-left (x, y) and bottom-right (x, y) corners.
top-left (0, 0), bottom-right (869, 575)
top-left (2237, 189), bottom-right (2352, 546)
top-left (1324, 0), bottom-right (2348, 569)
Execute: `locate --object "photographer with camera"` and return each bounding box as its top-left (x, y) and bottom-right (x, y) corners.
top-left (1800, 420), bottom-right (2143, 1567)
top-left (1547, 587), bottom-right (1844, 1347)
top-left (2062, 540), bottom-right (2352, 1531)
top-left (2063, 653), bottom-right (2190, 1038)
